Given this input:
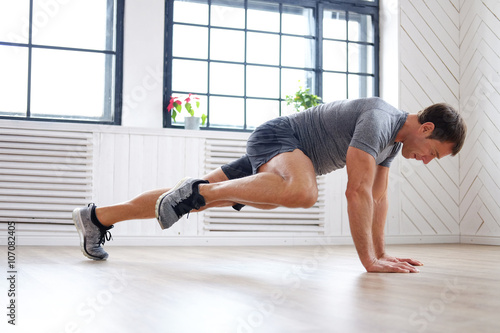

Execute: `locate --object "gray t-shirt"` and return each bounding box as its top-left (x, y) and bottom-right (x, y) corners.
top-left (287, 97), bottom-right (408, 175)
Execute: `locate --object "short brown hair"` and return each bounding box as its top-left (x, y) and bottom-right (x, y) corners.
top-left (417, 103), bottom-right (467, 156)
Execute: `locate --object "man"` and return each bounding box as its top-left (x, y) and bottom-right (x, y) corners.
top-left (73, 97), bottom-right (466, 273)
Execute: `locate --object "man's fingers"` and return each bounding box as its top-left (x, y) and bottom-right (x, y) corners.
top-left (391, 261), bottom-right (419, 273)
top-left (380, 255), bottom-right (424, 267)
top-left (398, 258), bottom-right (424, 266)
top-left (367, 260), bottom-right (420, 273)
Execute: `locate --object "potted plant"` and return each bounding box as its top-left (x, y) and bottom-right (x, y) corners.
top-left (285, 82), bottom-right (322, 112)
top-left (167, 93), bottom-right (207, 130)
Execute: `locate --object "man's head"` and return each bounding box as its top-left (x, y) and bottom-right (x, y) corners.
top-left (417, 103), bottom-right (467, 156)
top-left (400, 103), bottom-right (467, 164)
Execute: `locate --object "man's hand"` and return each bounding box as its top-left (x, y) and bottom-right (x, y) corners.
top-left (365, 254), bottom-right (423, 273)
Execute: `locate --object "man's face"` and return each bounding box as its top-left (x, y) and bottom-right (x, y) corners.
top-left (401, 134), bottom-right (454, 165)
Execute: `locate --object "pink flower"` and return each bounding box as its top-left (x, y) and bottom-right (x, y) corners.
top-left (167, 96), bottom-right (181, 112)
top-left (184, 93), bottom-right (199, 104)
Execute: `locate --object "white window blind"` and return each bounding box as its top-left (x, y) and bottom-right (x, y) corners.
top-left (0, 125), bottom-right (93, 225)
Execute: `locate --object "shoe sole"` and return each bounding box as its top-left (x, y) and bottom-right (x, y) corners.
top-left (72, 208), bottom-right (107, 261)
top-left (155, 177), bottom-right (191, 228)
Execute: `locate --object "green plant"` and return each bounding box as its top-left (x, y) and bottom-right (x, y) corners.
top-left (285, 82), bottom-right (321, 112)
top-left (167, 93), bottom-right (207, 125)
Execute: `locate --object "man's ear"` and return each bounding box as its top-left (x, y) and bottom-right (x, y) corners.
top-left (420, 122), bottom-right (435, 135)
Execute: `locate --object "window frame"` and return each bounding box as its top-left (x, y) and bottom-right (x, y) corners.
top-left (163, 0), bottom-right (379, 131)
top-left (0, 0), bottom-right (125, 125)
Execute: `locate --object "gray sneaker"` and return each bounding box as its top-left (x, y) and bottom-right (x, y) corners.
top-left (72, 203), bottom-right (113, 260)
top-left (155, 177), bottom-right (209, 230)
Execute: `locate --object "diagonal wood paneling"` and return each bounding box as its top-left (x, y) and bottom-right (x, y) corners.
top-left (459, 0), bottom-right (500, 242)
top-left (399, 0), bottom-right (460, 238)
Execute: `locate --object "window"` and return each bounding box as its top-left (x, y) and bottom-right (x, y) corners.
top-left (164, 0), bottom-right (378, 131)
top-left (0, 0), bottom-right (124, 124)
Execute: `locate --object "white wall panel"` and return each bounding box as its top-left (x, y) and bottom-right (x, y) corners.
top-left (459, 0), bottom-right (500, 244)
top-left (399, 0), bottom-right (460, 240)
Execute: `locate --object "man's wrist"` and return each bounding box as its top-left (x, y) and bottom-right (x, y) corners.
top-left (360, 255), bottom-right (378, 269)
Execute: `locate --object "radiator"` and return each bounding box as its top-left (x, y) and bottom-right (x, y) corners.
top-left (0, 125), bottom-right (93, 225)
top-left (203, 138), bottom-right (326, 235)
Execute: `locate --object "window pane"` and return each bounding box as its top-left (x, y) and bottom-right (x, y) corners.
top-left (281, 69), bottom-right (315, 100)
top-left (246, 99), bottom-right (279, 129)
top-left (174, 0), bottom-right (208, 25)
top-left (246, 66), bottom-right (279, 98)
top-left (0, 1), bottom-right (30, 44)
top-left (209, 96), bottom-right (244, 128)
top-left (348, 12), bottom-right (373, 43)
top-left (248, 1), bottom-right (279, 32)
top-left (209, 63), bottom-right (244, 96)
top-left (210, 28), bottom-right (244, 62)
top-left (282, 5), bottom-right (314, 36)
top-left (0, 46), bottom-right (28, 115)
top-left (247, 32), bottom-right (279, 65)
top-left (281, 100), bottom-right (295, 116)
top-left (173, 25), bottom-right (208, 59)
top-left (323, 10), bottom-right (346, 40)
top-left (323, 73), bottom-right (346, 102)
top-left (348, 75), bottom-right (374, 99)
top-left (323, 40), bottom-right (346, 72)
top-left (32, 0), bottom-right (115, 51)
top-left (282, 36), bottom-right (315, 68)
top-left (31, 48), bottom-right (112, 119)
top-left (172, 59), bottom-right (207, 94)
top-left (211, 0), bottom-right (245, 29)
top-left (348, 44), bottom-right (373, 74)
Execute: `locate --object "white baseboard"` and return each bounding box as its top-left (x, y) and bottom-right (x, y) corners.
top-left (385, 235), bottom-right (460, 244)
top-left (460, 235), bottom-right (500, 246)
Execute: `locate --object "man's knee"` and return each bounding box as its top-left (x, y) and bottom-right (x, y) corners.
top-left (287, 183), bottom-right (318, 208)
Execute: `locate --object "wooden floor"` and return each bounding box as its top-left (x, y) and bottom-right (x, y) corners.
top-left (1, 244), bottom-right (499, 333)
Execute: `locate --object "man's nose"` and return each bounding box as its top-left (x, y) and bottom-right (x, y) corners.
top-left (422, 156), bottom-right (434, 164)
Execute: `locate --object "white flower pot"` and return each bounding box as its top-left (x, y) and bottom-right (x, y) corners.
top-left (184, 116), bottom-right (201, 130)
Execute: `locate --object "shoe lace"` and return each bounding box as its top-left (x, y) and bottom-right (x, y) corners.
top-left (88, 202), bottom-right (114, 246)
top-left (98, 225), bottom-right (114, 246)
top-left (174, 194), bottom-right (205, 218)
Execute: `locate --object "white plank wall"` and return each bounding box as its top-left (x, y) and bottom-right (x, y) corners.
top-left (459, 0), bottom-right (500, 244)
top-left (399, 0), bottom-right (461, 240)
top-left (400, 0), bottom-right (500, 244)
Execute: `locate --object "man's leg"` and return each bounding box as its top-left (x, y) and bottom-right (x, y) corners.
top-left (200, 149), bottom-right (318, 209)
top-left (74, 149), bottom-right (316, 260)
top-left (95, 167), bottom-right (232, 227)
top-left (72, 167), bottom-right (236, 260)
top-left (155, 149), bottom-right (317, 230)
top-left (94, 148), bottom-right (316, 226)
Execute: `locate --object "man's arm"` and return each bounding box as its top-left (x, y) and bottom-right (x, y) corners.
top-left (372, 165), bottom-right (390, 258)
top-left (345, 147), bottom-right (420, 273)
top-left (371, 165), bottom-right (424, 267)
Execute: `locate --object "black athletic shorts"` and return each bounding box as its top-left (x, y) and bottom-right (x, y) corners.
top-left (221, 117), bottom-right (303, 180)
